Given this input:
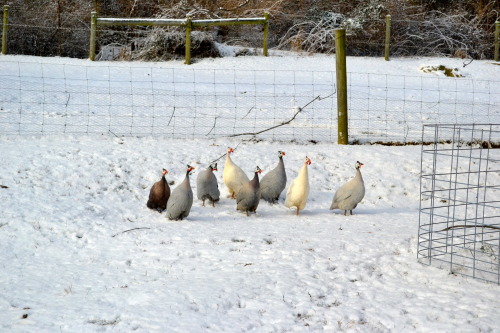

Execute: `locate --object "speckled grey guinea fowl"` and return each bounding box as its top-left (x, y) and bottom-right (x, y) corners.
top-left (260, 151), bottom-right (287, 204)
top-left (330, 161), bottom-right (365, 216)
top-left (236, 166), bottom-right (262, 216)
top-left (196, 163), bottom-right (220, 207)
top-left (146, 168), bottom-right (170, 212)
top-left (167, 165), bottom-right (195, 221)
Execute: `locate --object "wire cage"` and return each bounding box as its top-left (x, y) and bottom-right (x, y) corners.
top-left (418, 124), bottom-right (500, 284)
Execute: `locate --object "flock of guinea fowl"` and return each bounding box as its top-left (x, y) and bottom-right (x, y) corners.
top-left (147, 147), bottom-right (365, 220)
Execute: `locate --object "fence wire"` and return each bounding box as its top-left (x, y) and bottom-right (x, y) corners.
top-left (418, 124), bottom-right (500, 284)
top-left (1, 60), bottom-right (499, 143)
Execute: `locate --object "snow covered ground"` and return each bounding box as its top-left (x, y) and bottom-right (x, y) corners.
top-left (0, 53), bottom-right (500, 332)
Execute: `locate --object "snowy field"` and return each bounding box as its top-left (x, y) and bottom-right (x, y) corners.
top-left (1, 53), bottom-right (500, 332)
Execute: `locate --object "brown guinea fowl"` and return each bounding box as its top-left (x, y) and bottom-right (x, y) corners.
top-left (147, 168), bottom-right (170, 212)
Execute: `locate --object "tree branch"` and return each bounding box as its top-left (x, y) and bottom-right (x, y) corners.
top-left (228, 92), bottom-right (335, 138)
top-left (111, 227), bottom-right (151, 237)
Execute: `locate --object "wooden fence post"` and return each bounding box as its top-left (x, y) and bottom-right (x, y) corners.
top-left (89, 11), bottom-right (97, 61)
top-left (385, 14), bottom-right (391, 61)
top-left (2, 5), bottom-right (8, 55)
top-left (335, 29), bottom-right (348, 145)
top-left (263, 12), bottom-right (269, 56)
top-left (185, 16), bottom-right (192, 65)
top-left (495, 21), bottom-right (499, 62)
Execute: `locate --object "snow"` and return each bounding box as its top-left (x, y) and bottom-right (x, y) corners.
top-left (1, 53), bottom-right (500, 332)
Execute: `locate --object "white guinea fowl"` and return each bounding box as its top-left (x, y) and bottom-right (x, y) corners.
top-left (260, 151), bottom-right (287, 204)
top-left (285, 156), bottom-right (312, 215)
top-left (223, 147), bottom-right (250, 199)
top-left (166, 165), bottom-right (195, 221)
top-left (330, 161), bottom-right (365, 216)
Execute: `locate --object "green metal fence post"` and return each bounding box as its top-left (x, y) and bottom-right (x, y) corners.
top-left (263, 12), bottom-right (269, 56)
top-left (89, 11), bottom-right (97, 61)
top-left (2, 5), bottom-right (9, 55)
top-left (495, 21), bottom-right (499, 62)
top-left (335, 29), bottom-right (348, 145)
top-left (385, 14), bottom-right (391, 61)
top-left (185, 16), bottom-right (192, 65)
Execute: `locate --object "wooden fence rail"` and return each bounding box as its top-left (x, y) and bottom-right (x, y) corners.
top-left (89, 12), bottom-right (269, 64)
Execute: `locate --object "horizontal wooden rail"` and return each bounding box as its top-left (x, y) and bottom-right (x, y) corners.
top-left (193, 18), bottom-right (266, 27)
top-left (96, 18), bottom-right (186, 27)
top-left (96, 17), bottom-right (266, 27)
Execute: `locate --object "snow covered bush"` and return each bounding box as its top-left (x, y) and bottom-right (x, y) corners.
top-left (131, 29), bottom-right (220, 61)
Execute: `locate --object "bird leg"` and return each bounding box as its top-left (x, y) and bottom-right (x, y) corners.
top-left (343, 210), bottom-right (347, 216)
top-left (212, 201), bottom-right (215, 207)
top-left (231, 192), bottom-right (235, 199)
top-left (246, 211), bottom-right (249, 216)
top-left (350, 210), bottom-right (353, 215)
top-left (202, 200), bottom-right (205, 207)
top-left (296, 207), bottom-right (299, 216)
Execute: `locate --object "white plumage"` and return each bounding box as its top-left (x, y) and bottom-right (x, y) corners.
top-left (330, 161), bottom-right (365, 216)
top-left (223, 147), bottom-right (249, 199)
top-left (285, 156), bottom-right (311, 215)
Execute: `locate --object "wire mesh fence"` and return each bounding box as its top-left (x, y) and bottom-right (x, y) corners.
top-left (418, 124), bottom-right (500, 284)
top-left (1, 59), bottom-right (499, 143)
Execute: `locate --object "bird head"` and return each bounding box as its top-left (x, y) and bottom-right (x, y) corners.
top-left (187, 165), bottom-right (195, 174)
top-left (355, 161), bottom-right (364, 169)
top-left (255, 166), bottom-right (262, 174)
top-left (161, 168), bottom-right (169, 176)
top-left (278, 151), bottom-right (286, 158)
top-left (210, 163), bottom-right (218, 172)
top-left (305, 156), bottom-right (312, 165)
top-left (227, 147), bottom-right (234, 154)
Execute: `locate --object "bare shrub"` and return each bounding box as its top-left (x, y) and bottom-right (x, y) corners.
top-left (392, 11), bottom-right (492, 59)
top-left (131, 29), bottom-right (220, 61)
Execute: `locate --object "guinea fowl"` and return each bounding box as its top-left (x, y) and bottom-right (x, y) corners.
top-left (196, 163), bottom-right (220, 207)
top-left (236, 166), bottom-right (262, 216)
top-left (260, 151), bottom-right (287, 204)
top-left (223, 147), bottom-right (249, 199)
top-left (146, 168), bottom-right (170, 212)
top-left (330, 161), bottom-right (365, 216)
top-left (285, 156), bottom-right (312, 215)
top-left (167, 165), bottom-right (195, 221)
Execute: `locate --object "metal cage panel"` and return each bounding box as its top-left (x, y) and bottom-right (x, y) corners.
top-left (418, 124), bottom-right (500, 284)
